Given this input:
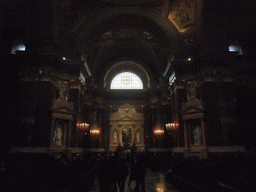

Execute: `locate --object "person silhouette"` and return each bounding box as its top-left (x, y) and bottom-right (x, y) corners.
top-left (134, 154), bottom-right (146, 192)
top-left (128, 153), bottom-right (136, 186)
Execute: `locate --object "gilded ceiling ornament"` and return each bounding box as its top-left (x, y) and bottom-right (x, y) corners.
top-left (123, 76), bottom-right (131, 84)
top-left (168, 0), bottom-right (196, 33)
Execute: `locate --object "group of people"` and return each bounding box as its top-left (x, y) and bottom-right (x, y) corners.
top-left (97, 152), bottom-right (147, 192)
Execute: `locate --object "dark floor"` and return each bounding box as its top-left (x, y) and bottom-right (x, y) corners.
top-left (85, 168), bottom-right (180, 192)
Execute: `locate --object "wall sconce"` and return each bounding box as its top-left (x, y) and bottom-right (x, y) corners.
top-left (23, 117), bottom-right (35, 125)
top-left (154, 130), bottom-right (164, 134)
top-left (166, 123), bottom-right (179, 131)
top-left (90, 130), bottom-right (100, 134)
top-left (76, 123), bottom-right (89, 130)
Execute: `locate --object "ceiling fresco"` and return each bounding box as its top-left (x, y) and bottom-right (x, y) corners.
top-left (168, 0), bottom-right (196, 33)
top-left (152, 2), bottom-right (166, 17)
top-left (48, 0), bottom-right (203, 77)
top-left (53, 0), bottom-right (201, 54)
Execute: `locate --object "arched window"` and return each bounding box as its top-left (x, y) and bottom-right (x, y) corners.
top-left (228, 40), bottom-right (243, 55)
top-left (11, 43), bottom-right (26, 54)
top-left (110, 72), bottom-right (143, 89)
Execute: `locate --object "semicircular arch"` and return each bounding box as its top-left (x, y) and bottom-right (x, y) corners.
top-left (103, 60), bottom-right (152, 90)
top-left (110, 72), bottom-right (143, 89)
top-left (75, 6), bottom-right (182, 54)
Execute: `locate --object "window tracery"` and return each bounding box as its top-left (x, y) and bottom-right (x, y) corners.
top-left (110, 72), bottom-right (143, 89)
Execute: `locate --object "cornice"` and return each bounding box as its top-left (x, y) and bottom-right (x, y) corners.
top-left (101, 0), bottom-right (165, 6)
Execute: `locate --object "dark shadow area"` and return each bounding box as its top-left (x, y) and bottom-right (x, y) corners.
top-left (2, 151), bottom-right (256, 192)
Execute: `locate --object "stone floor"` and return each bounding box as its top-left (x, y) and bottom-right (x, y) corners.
top-left (87, 169), bottom-right (180, 192)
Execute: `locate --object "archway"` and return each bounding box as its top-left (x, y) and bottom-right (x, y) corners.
top-left (110, 72), bottom-right (143, 89)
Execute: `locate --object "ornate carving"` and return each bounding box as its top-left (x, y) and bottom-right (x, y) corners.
top-left (122, 126), bottom-right (132, 144)
top-left (110, 104), bottom-right (144, 120)
top-left (199, 69), bottom-right (235, 84)
top-left (102, 31), bottom-right (112, 40)
top-left (152, 3), bottom-right (166, 17)
top-left (168, 0), bottom-right (196, 33)
top-left (143, 32), bottom-right (154, 40)
top-left (109, 103), bottom-right (145, 150)
top-left (53, 80), bottom-right (74, 112)
top-left (136, 129), bottom-right (141, 143)
top-left (60, 0), bottom-right (87, 29)
top-left (186, 81), bottom-right (197, 100)
top-left (172, 79), bottom-right (185, 90)
top-left (192, 125), bottom-right (201, 145)
top-left (113, 129), bottom-right (118, 144)
top-left (141, 40), bottom-right (151, 48)
top-left (52, 122), bottom-right (64, 147)
top-left (183, 34), bottom-right (195, 47)
top-left (182, 97), bottom-right (203, 114)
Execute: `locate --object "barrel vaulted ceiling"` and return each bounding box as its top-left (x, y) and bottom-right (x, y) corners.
top-left (1, 0), bottom-right (203, 80)
top-left (51, 0), bottom-right (203, 78)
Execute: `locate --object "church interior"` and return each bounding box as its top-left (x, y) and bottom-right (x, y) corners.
top-left (1, 0), bottom-right (256, 191)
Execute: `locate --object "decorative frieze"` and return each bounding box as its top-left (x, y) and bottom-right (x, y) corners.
top-left (110, 103), bottom-right (144, 121)
top-left (21, 71), bottom-right (56, 82)
top-left (182, 98), bottom-right (203, 113)
top-left (52, 112), bottom-right (73, 120)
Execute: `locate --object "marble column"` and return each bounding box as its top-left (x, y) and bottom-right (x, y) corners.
top-left (67, 121), bottom-right (73, 160)
top-left (49, 118), bottom-right (55, 147)
top-left (155, 108), bottom-right (164, 148)
top-left (66, 121), bottom-right (72, 148)
top-left (201, 119), bottom-right (206, 146)
top-left (118, 126), bottom-right (122, 144)
top-left (90, 109), bottom-right (99, 148)
top-left (184, 122), bottom-right (189, 148)
top-left (176, 88), bottom-right (186, 147)
top-left (200, 119), bottom-right (208, 158)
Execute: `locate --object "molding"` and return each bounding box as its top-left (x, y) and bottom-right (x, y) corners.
top-left (52, 112), bottom-right (74, 120)
top-left (10, 147), bottom-right (48, 153)
top-left (208, 146), bottom-right (245, 153)
top-left (183, 112), bottom-right (203, 120)
top-left (101, 0), bottom-right (164, 6)
top-left (10, 146), bottom-right (246, 154)
top-left (182, 98), bottom-right (204, 114)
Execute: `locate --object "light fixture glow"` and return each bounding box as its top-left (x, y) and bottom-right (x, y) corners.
top-left (166, 123), bottom-right (179, 130)
top-left (90, 130), bottom-right (100, 134)
top-left (76, 123), bottom-right (89, 129)
top-left (154, 130), bottom-right (164, 134)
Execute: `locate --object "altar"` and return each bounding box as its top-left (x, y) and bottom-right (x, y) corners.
top-left (109, 104), bottom-right (145, 151)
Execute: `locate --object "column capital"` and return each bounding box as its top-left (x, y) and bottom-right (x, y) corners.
top-left (172, 80), bottom-right (185, 90)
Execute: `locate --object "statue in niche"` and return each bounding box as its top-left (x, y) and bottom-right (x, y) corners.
top-left (59, 88), bottom-right (66, 98)
top-left (193, 125), bottom-right (201, 145)
top-left (122, 127), bottom-right (131, 144)
top-left (136, 129), bottom-right (141, 143)
top-left (53, 123), bottom-right (63, 146)
top-left (187, 83), bottom-right (196, 100)
top-left (113, 129), bottom-right (118, 143)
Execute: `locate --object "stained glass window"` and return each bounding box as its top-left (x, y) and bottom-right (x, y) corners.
top-left (169, 72), bottom-right (176, 85)
top-left (110, 72), bottom-right (143, 89)
top-left (229, 44), bottom-right (243, 55)
top-left (11, 43), bottom-right (26, 54)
